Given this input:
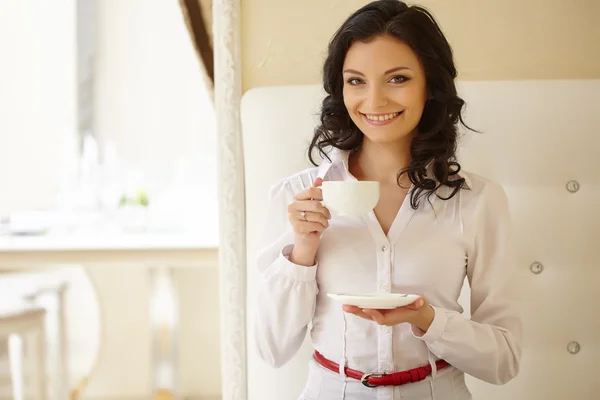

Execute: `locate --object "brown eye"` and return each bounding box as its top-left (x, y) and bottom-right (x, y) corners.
top-left (390, 75), bottom-right (409, 83)
top-left (347, 78), bottom-right (364, 85)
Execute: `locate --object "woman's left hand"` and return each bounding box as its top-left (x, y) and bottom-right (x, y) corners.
top-left (343, 296), bottom-right (435, 332)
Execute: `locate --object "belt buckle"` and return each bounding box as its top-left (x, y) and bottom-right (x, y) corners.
top-left (361, 373), bottom-right (383, 388)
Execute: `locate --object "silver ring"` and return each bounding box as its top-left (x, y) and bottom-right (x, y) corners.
top-left (300, 211), bottom-right (306, 220)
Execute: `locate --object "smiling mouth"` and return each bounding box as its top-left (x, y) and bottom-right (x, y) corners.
top-left (361, 111), bottom-right (403, 125)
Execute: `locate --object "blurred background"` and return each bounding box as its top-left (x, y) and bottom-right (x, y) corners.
top-left (0, 0), bottom-right (598, 399)
top-left (1, 1), bottom-right (218, 399)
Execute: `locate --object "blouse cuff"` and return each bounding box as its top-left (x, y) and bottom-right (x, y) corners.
top-left (276, 244), bottom-right (318, 282)
top-left (412, 305), bottom-right (448, 343)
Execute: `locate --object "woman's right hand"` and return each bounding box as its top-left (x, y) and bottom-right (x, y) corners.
top-left (287, 177), bottom-right (331, 266)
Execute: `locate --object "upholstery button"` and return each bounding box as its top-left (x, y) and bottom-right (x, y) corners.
top-left (567, 341), bottom-right (581, 354)
top-left (529, 261), bottom-right (544, 275)
top-left (566, 180), bottom-right (580, 193)
top-left (380, 281), bottom-right (390, 292)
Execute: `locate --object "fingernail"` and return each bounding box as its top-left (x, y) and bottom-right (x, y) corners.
top-left (417, 299), bottom-right (424, 307)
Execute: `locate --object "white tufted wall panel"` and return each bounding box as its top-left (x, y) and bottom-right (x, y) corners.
top-left (241, 80), bottom-right (600, 400)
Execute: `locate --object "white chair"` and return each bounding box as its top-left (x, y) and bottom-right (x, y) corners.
top-left (0, 271), bottom-right (69, 400)
top-left (0, 266), bottom-right (101, 400)
top-left (0, 302), bottom-right (48, 400)
top-left (24, 281), bottom-right (69, 400)
top-left (241, 80), bottom-right (600, 400)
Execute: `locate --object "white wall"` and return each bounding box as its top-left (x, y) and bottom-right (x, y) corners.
top-left (0, 0), bottom-right (78, 214)
top-left (94, 0), bottom-right (217, 203)
top-left (0, 0), bottom-right (218, 216)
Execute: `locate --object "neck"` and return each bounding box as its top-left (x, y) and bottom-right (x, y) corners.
top-left (350, 138), bottom-right (412, 185)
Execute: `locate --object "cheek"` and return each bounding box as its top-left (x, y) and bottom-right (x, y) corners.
top-left (343, 87), bottom-right (363, 112)
top-left (342, 90), bottom-right (354, 112)
top-left (392, 85), bottom-right (426, 108)
top-left (399, 87), bottom-right (427, 118)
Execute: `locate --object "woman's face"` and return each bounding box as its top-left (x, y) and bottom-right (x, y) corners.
top-left (342, 34), bottom-right (428, 146)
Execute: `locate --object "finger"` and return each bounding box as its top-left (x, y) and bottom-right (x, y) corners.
top-left (288, 210), bottom-right (328, 230)
top-left (294, 211), bottom-right (329, 227)
top-left (403, 297), bottom-right (425, 310)
top-left (343, 305), bottom-right (373, 320)
top-left (301, 203), bottom-right (331, 220)
top-left (295, 186), bottom-right (323, 201)
top-left (293, 221), bottom-right (325, 234)
top-left (288, 201), bottom-right (329, 219)
top-left (293, 199), bottom-right (330, 216)
top-left (343, 305), bottom-right (361, 313)
top-left (362, 309), bottom-right (387, 324)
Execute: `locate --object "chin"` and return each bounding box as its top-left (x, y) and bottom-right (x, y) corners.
top-left (359, 125), bottom-right (414, 145)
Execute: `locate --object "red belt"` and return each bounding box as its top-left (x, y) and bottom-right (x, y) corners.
top-left (313, 351), bottom-right (449, 388)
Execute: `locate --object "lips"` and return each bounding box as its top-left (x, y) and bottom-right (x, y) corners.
top-left (361, 111), bottom-right (403, 126)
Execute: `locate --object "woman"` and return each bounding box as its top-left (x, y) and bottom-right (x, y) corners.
top-left (253, 1), bottom-right (522, 399)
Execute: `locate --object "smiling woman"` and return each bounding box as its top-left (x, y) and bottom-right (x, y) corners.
top-left (342, 37), bottom-right (427, 145)
top-left (252, 1), bottom-right (522, 399)
top-left (310, 1), bottom-right (473, 210)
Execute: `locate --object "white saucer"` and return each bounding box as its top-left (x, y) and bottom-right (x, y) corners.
top-left (327, 293), bottom-right (420, 309)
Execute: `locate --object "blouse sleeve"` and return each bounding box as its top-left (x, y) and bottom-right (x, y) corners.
top-left (252, 179), bottom-right (319, 368)
top-left (412, 181), bottom-right (523, 385)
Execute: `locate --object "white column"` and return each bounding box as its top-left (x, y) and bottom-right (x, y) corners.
top-left (149, 266), bottom-right (179, 398)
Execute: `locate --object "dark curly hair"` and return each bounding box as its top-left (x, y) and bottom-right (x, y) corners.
top-left (308, 0), bottom-right (475, 209)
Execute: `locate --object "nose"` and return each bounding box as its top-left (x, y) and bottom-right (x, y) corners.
top-left (365, 85), bottom-right (388, 109)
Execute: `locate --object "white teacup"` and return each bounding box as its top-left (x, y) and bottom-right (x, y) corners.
top-left (321, 181), bottom-right (380, 216)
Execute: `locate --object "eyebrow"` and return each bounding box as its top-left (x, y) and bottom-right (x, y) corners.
top-left (342, 66), bottom-right (411, 76)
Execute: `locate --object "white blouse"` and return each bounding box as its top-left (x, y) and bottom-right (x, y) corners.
top-left (253, 149), bottom-right (522, 395)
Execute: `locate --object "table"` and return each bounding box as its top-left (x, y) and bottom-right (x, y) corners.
top-left (0, 230), bottom-right (219, 267)
top-left (0, 229), bottom-right (219, 399)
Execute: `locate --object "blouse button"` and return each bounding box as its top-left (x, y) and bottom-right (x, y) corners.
top-left (381, 325), bottom-right (391, 334)
top-left (381, 244), bottom-right (388, 251)
top-left (380, 281), bottom-right (390, 292)
top-left (380, 361), bottom-right (393, 373)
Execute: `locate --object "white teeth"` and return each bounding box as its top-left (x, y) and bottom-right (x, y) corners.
top-left (365, 112), bottom-right (399, 121)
